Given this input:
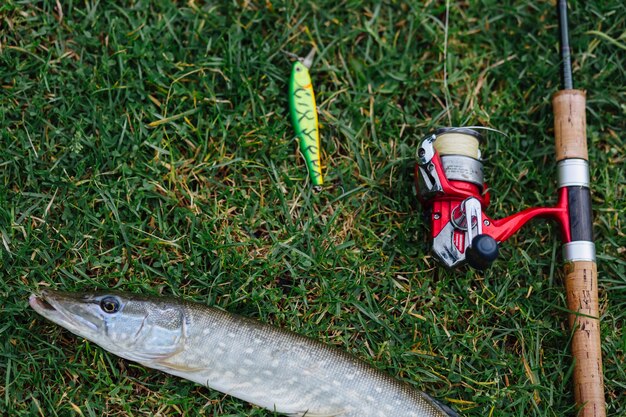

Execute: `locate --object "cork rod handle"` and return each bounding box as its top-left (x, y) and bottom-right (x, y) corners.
top-left (553, 90), bottom-right (588, 162)
top-left (553, 90), bottom-right (606, 417)
top-left (564, 261), bottom-right (605, 417)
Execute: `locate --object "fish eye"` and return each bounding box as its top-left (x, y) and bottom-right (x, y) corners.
top-left (100, 297), bottom-right (120, 314)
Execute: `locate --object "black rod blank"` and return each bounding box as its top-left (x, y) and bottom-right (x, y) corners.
top-left (557, 0), bottom-right (573, 89)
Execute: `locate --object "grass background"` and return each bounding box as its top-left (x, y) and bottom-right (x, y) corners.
top-left (1, 0), bottom-right (624, 416)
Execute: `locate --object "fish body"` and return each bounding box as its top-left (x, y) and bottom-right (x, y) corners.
top-left (29, 290), bottom-right (458, 417)
top-left (289, 49), bottom-right (323, 189)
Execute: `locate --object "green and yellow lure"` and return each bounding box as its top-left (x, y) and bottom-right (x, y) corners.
top-left (289, 48), bottom-right (323, 190)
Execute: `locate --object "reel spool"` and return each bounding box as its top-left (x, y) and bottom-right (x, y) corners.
top-left (415, 127), bottom-right (569, 269)
top-left (432, 127), bottom-right (483, 187)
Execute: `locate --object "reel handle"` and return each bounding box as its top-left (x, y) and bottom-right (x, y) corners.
top-left (466, 234), bottom-right (499, 270)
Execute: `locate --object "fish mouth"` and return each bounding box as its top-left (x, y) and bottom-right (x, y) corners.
top-left (29, 290), bottom-right (98, 332)
top-left (29, 292), bottom-right (57, 312)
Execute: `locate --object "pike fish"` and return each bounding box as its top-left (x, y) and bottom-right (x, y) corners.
top-left (29, 290), bottom-right (459, 417)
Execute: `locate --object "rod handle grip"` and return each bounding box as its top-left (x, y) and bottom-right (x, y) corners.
top-left (553, 90), bottom-right (588, 161)
top-left (564, 260), bottom-right (606, 417)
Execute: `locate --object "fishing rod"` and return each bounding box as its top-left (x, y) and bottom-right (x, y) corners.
top-left (553, 1), bottom-right (605, 415)
top-left (414, 1), bottom-right (605, 415)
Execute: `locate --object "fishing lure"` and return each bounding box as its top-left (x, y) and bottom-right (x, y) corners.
top-left (289, 48), bottom-right (323, 190)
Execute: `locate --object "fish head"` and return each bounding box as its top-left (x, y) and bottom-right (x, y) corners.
top-left (30, 290), bottom-right (187, 363)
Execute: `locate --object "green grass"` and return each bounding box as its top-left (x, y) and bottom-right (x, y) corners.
top-left (1, 0), bottom-right (624, 416)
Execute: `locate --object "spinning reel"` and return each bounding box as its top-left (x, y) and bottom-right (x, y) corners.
top-left (415, 127), bottom-right (572, 270)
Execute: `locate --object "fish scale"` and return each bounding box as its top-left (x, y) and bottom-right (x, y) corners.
top-left (29, 291), bottom-right (458, 417)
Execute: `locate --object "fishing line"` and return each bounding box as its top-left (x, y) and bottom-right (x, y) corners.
top-left (461, 125), bottom-right (509, 138)
top-left (443, 0), bottom-right (452, 125)
top-left (429, 126), bottom-right (509, 159)
top-left (434, 132), bottom-right (479, 159)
